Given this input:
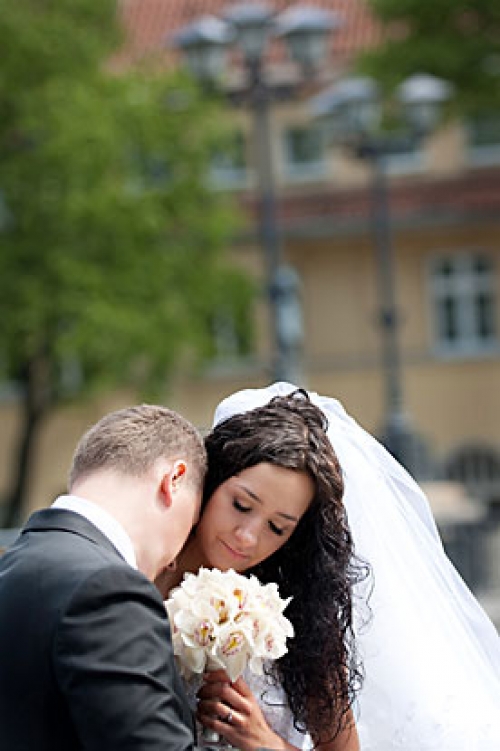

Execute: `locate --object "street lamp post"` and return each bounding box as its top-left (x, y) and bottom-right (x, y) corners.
top-left (368, 143), bottom-right (411, 466)
top-left (173, 3), bottom-right (340, 384)
top-left (311, 74), bottom-right (451, 472)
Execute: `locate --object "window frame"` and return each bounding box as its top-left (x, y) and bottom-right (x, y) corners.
top-left (281, 122), bottom-right (328, 182)
top-left (209, 129), bottom-right (250, 190)
top-left (466, 113), bottom-right (500, 167)
top-left (428, 250), bottom-right (499, 358)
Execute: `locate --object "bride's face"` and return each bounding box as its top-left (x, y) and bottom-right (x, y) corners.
top-left (192, 462), bottom-right (314, 572)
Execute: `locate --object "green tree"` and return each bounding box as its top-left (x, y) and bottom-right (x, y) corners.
top-left (358, 0), bottom-right (500, 114)
top-left (0, 0), bottom-right (254, 525)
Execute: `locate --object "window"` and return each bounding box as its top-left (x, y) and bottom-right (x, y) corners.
top-left (282, 124), bottom-right (327, 181)
top-left (444, 444), bottom-right (500, 503)
top-left (210, 131), bottom-right (248, 188)
top-left (381, 130), bottom-right (423, 174)
top-left (429, 252), bottom-right (497, 355)
top-left (467, 112), bottom-right (500, 165)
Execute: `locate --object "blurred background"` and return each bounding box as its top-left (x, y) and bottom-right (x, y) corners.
top-left (1, 0), bottom-right (499, 627)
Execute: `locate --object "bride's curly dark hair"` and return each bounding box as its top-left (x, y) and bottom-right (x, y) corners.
top-left (203, 390), bottom-right (369, 745)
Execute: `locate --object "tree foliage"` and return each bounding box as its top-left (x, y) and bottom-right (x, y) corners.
top-left (0, 0), bottom-right (254, 524)
top-left (358, 0), bottom-right (500, 115)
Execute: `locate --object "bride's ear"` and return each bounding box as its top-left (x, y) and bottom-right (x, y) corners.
top-left (160, 460), bottom-right (187, 508)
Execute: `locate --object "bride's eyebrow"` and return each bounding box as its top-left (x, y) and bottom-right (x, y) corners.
top-left (235, 482), bottom-right (261, 504)
top-left (276, 511), bottom-right (299, 522)
top-left (236, 482), bottom-right (299, 523)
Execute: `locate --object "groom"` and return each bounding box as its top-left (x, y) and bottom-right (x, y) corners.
top-left (0, 404), bottom-right (206, 750)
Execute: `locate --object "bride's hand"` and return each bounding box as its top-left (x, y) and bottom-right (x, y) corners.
top-left (196, 669), bottom-right (292, 751)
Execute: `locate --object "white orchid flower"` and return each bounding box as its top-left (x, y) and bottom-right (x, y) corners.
top-left (165, 567), bottom-right (293, 682)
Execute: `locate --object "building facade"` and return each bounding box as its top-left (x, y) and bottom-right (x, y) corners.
top-left (2, 0), bottom-right (500, 613)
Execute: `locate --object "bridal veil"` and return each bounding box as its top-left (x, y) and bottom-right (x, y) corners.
top-left (213, 381), bottom-right (500, 751)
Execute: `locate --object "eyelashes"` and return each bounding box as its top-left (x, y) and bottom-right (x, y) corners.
top-left (233, 499), bottom-right (286, 537)
top-left (233, 499), bottom-right (251, 513)
top-left (269, 521), bottom-right (285, 536)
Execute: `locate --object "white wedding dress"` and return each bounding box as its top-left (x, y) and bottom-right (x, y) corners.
top-left (213, 382), bottom-right (500, 751)
top-left (244, 668), bottom-right (313, 750)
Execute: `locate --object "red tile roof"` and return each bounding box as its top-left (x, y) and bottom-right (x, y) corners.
top-left (111, 2), bottom-right (500, 229)
top-left (113, 0), bottom-right (382, 72)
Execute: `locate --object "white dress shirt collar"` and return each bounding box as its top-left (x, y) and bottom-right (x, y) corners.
top-left (52, 494), bottom-right (138, 569)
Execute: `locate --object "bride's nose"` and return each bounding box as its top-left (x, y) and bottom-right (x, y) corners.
top-left (234, 521), bottom-right (259, 548)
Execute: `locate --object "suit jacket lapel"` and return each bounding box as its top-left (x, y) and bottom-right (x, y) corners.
top-left (23, 508), bottom-right (126, 562)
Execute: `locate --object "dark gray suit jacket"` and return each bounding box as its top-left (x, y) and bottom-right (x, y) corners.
top-left (0, 508), bottom-right (195, 750)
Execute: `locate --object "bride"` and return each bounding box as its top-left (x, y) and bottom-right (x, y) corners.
top-left (162, 382), bottom-right (500, 750)
top-left (160, 385), bottom-right (362, 750)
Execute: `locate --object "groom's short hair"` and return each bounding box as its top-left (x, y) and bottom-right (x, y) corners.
top-left (68, 404), bottom-right (206, 490)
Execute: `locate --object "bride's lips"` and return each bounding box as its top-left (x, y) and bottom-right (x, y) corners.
top-left (220, 539), bottom-right (250, 561)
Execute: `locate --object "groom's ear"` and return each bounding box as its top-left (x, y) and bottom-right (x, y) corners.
top-left (159, 460), bottom-right (187, 508)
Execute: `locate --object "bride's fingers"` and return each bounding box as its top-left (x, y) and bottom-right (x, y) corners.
top-left (197, 689), bottom-right (248, 721)
top-left (201, 669), bottom-right (230, 684)
top-left (197, 697), bottom-right (278, 751)
top-left (197, 680), bottom-right (228, 699)
top-left (197, 680), bottom-right (247, 712)
top-left (197, 704), bottom-right (243, 746)
top-left (196, 697), bottom-right (229, 721)
top-left (226, 675), bottom-right (253, 697)
top-left (196, 699), bottom-right (236, 722)
top-left (197, 700), bottom-right (239, 735)
top-left (201, 671), bottom-right (250, 694)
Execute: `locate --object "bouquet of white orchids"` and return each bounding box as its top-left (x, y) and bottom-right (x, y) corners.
top-left (165, 567), bottom-right (294, 683)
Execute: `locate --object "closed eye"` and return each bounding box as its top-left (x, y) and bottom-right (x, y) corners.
top-left (233, 499), bottom-right (251, 513)
top-left (269, 521), bottom-right (285, 536)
